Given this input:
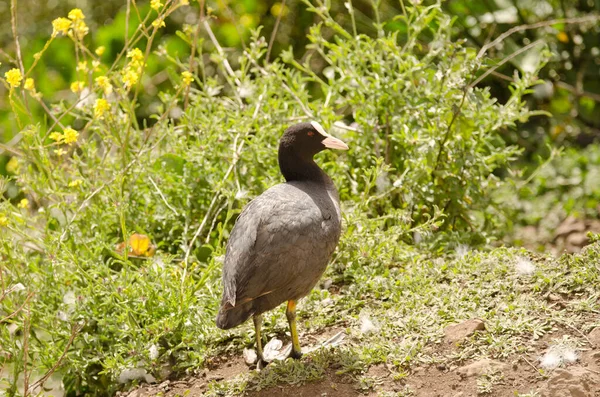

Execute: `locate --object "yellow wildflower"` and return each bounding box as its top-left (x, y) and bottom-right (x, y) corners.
top-left (63, 127), bottom-right (79, 145)
top-left (18, 198), bottom-right (29, 209)
top-left (92, 60), bottom-right (101, 71)
top-left (270, 2), bottom-right (289, 17)
top-left (5, 68), bottom-right (23, 88)
top-left (70, 81), bottom-right (85, 93)
top-left (180, 0), bottom-right (189, 5)
top-left (54, 148), bottom-right (66, 156)
top-left (95, 76), bottom-right (113, 95)
top-left (181, 71), bottom-right (193, 86)
top-left (94, 98), bottom-right (110, 119)
top-left (68, 180), bottom-right (83, 187)
top-left (150, 0), bottom-right (163, 11)
top-left (76, 62), bottom-right (88, 72)
top-left (72, 19), bottom-right (89, 39)
top-left (127, 48), bottom-right (144, 65)
top-left (240, 14), bottom-right (254, 27)
top-left (152, 18), bottom-right (166, 29)
top-left (24, 78), bottom-right (35, 91)
top-left (123, 69), bottom-right (139, 89)
top-left (49, 131), bottom-right (63, 143)
top-left (0, 214), bottom-right (8, 227)
top-left (68, 8), bottom-right (85, 20)
top-left (95, 46), bottom-right (106, 56)
top-left (52, 17), bottom-right (71, 36)
top-left (6, 157), bottom-right (19, 174)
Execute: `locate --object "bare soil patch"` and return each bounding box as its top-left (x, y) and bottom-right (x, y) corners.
top-left (124, 323), bottom-right (600, 397)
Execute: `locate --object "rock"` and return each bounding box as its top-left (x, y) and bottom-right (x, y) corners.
top-left (554, 216), bottom-right (585, 238)
top-left (540, 367), bottom-right (600, 397)
top-left (243, 348), bottom-right (257, 366)
top-left (456, 359), bottom-right (508, 378)
top-left (588, 328), bottom-right (600, 348)
top-left (263, 338), bottom-right (283, 362)
top-left (444, 319), bottom-right (486, 343)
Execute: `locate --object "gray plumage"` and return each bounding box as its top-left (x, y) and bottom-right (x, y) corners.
top-left (216, 122), bottom-right (346, 331)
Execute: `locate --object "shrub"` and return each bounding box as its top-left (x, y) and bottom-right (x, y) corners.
top-left (0, 1), bottom-right (542, 395)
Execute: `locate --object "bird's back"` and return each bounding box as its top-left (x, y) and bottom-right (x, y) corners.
top-left (216, 181), bottom-right (341, 329)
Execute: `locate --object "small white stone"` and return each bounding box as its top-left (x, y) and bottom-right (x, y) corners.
top-left (263, 338), bottom-right (283, 362)
top-left (243, 348), bottom-right (257, 365)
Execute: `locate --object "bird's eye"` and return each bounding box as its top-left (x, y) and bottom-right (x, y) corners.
top-left (307, 131), bottom-right (314, 137)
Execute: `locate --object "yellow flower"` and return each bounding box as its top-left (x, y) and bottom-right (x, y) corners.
top-left (150, 0), bottom-right (163, 11)
top-left (18, 198), bottom-right (29, 209)
top-left (95, 46), bottom-right (106, 56)
top-left (239, 14), bottom-right (254, 27)
top-left (123, 69), bottom-right (139, 89)
top-left (24, 78), bottom-right (35, 91)
top-left (92, 60), bottom-right (101, 71)
top-left (0, 214), bottom-right (8, 227)
top-left (70, 81), bottom-right (85, 93)
top-left (68, 8), bottom-right (85, 20)
top-left (127, 48), bottom-right (144, 65)
top-left (270, 2), bottom-right (289, 17)
top-left (76, 62), bottom-right (88, 72)
top-left (5, 68), bottom-right (23, 88)
top-left (181, 71), bottom-right (193, 86)
top-left (72, 19), bottom-right (89, 39)
top-left (52, 17), bottom-right (71, 36)
top-left (180, 0), bottom-right (189, 4)
top-left (54, 148), bottom-right (66, 156)
top-left (6, 157), bottom-right (19, 174)
top-left (49, 131), bottom-right (63, 143)
top-left (95, 76), bottom-right (113, 95)
top-left (68, 180), bottom-right (83, 187)
top-left (94, 98), bottom-right (110, 119)
top-left (63, 127), bottom-right (79, 145)
top-left (152, 18), bottom-right (166, 29)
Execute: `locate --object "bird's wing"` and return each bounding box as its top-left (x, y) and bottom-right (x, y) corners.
top-left (221, 184), bottom-right (324, 308)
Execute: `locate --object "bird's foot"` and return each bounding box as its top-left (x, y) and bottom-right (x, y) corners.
top-left (256, 358), bottom-right (269, 371)
top-left (288, 348), bottom-right (303, 360)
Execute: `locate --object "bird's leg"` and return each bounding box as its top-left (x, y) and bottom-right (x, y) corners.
top-left (253, 314), bottom-right (267, 369)
top-left (286, 300), bottom-right (303, 359)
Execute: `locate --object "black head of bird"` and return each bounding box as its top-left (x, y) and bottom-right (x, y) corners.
top-left (278, 121), bottom-right (348, 182)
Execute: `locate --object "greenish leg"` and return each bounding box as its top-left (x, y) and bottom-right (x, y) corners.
top-left (286, 300), bottom-right (303, 359)
top-left (253, 314), bottom-right (267, 369)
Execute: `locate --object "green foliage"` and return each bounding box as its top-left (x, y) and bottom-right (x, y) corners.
top-left (0, 1), bottom-right (549, 395)
top-left (440, 0), bottom-right (600, 149)
top-left (289, 2), bottom-right (543, 239)
top-left (513, 144), bottom-right (600, 225)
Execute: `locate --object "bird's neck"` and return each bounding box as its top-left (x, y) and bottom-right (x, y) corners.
top-left (278, 149), bottom-right (329, 184)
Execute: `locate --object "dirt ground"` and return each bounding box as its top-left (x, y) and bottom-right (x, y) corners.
top-left (123, 324), bottom-right (600, 397)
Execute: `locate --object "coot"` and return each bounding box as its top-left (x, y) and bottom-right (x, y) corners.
top-left (216, 121), bottom-right (348, 367)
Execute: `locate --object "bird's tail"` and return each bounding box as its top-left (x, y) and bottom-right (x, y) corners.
top-left (216, 302), bottom-right (253, 330)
